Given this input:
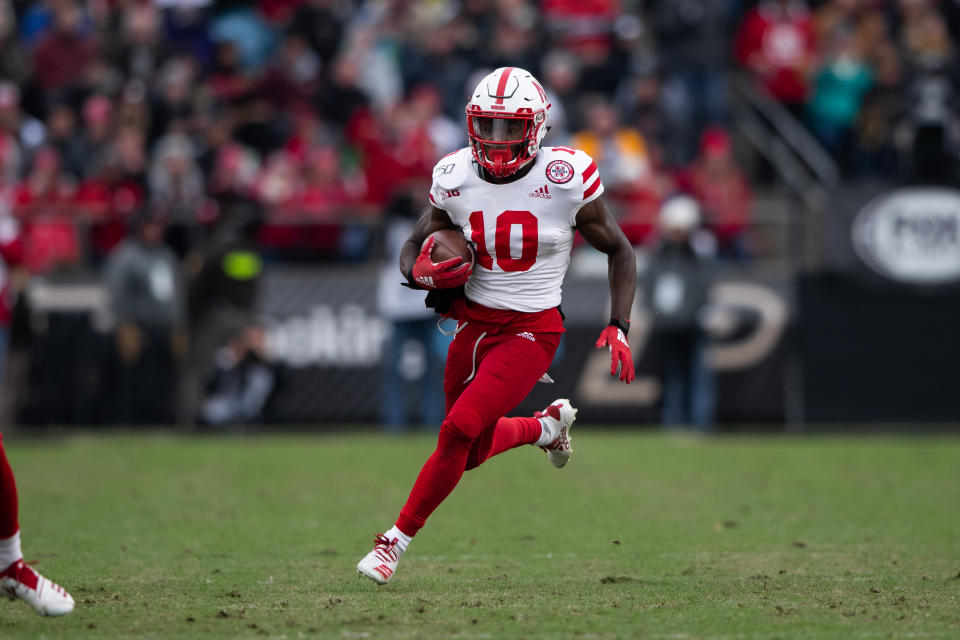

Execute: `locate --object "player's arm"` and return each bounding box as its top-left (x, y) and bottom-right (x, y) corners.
top-left (575, 196), bottom-right (637, 383)
top-left (399, 206), bottom-right (470, 289)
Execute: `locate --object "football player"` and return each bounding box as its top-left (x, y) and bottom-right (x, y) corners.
top-left (0, 435), bottom-right (74, 615)
top-left (357, 67), bottom-right (636, 584)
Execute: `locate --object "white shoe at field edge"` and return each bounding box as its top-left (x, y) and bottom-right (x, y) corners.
top-left (0, 559), bottom-right (74, 616)
top-left (356, 534), bottom-right (402, 585)
top-left (537, 398), bottom-right (577, 468)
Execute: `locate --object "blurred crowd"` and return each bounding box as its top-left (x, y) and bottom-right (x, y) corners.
top-left (0, 0), bottom-right (956, 270)
top-left (0, 0), bottom-right (957, 425)
top-left (736, 0), bottom-right (959, 183)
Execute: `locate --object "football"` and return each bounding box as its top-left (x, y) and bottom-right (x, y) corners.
top-left (428, 228), bottom-right (475, 266)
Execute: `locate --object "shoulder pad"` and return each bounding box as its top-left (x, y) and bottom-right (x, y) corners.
top-left (540, 146), bottom-right (593, 190)
top-left (432, 148), bottom-right (472, 190)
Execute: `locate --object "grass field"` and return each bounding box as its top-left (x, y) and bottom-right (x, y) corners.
top-left (2, 430), bottom-right (959, 639)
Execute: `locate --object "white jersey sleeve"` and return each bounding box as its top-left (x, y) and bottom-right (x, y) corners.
top-left (539, 146), bottom-right (604, 225)
top-left (427, 148), bottom-right (472, 212)
top-left (565, 149), bottom-right (603, 225)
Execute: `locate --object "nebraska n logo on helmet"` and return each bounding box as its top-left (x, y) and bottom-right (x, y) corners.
top-left (466, 67), bottom-right (551, 178)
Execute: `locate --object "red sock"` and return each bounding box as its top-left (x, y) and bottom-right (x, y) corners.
top-left (396, 429), bottom-right (471, 536)
top-left (0, 436), bottom-right (19, 538)
top-left (466, 417), bottom-right (542, 470)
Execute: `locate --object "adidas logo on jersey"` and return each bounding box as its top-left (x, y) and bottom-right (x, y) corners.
top-left (516, 332), bottom-right (536, 342)
top-left (529, 185), bottom-right (551, 199)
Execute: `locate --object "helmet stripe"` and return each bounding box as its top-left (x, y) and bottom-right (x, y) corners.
top-left (531, 79), bottom-right (547, 103)
top-left (494, 67), bottom-right (515, 104)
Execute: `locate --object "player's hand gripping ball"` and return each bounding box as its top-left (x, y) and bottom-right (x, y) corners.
top-left (412, 230), bottom-right (475, 290)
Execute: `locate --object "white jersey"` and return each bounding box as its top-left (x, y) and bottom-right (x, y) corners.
top-left (428, 146), bottom-right (604, 313)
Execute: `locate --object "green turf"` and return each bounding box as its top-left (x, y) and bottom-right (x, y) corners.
top-left (2, 430), bottom-right (959, 639)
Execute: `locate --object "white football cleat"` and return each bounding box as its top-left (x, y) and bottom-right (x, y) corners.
top-left (537, 398), bottom-right (577, 468)
top-left (1, 559), bottom-right (74, 616)
top-left (356, 534), bottom-right (402, 585)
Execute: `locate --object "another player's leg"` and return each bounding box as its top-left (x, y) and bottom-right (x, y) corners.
top-left (357, 330), bottom-right (557, 584)
top-left (0, 435), bottom-right (74, 616)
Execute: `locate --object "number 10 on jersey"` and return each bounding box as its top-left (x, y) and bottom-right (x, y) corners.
top-left (469, 210), bottom-right (538, 272)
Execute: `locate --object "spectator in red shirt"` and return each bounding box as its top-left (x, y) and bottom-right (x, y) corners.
top-left (32, 1), bottom-right (95, 92)
top-left (12, 147), bottom-right (80, 274)
top-left (297, 147), bottom-right (351, 220)
top-left (13, 148), bottom-right (74, 216)
top-left (209, 143), bottom-right (260, 203)
top-left (678, 128), bottom-right (754, 260)
top-left (210, 41), bottom-right (254, 105)
top-left (283, 105), bottom-right (336, 166)
top-left (735, 0), bottom-right (817, 117)
top-left (258, 33), bottom-right (321, 112)
top-left (346, 99), bottom-right (433, 208)
top-left (541, 0), bottom-right (619, 52)
top-left (0, 212), bottom-right (23, 390)
top-left (254, 150), bottom-right (301, 215)
top-left (405, 85), bottom-right (462, 159)
top-left (207, 143), bottom-right (262, 233)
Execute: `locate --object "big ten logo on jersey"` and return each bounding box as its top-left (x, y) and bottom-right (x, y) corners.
top-left (440, 189), bottom-right (460, 200)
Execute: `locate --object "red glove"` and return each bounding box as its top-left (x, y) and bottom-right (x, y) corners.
top-left (595, 324), bottom-right (634, 384)
top-left (411, 236), bottom-right (473, 290)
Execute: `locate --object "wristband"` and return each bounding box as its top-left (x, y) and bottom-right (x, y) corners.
top-left (609, 317), bottom-right (630, 333)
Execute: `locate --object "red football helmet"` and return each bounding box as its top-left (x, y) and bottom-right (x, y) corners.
top-left (466, 67), bottom-right (550, 178)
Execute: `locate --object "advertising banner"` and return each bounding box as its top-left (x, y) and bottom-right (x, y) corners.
top-left (805, 184), bottom-right (960, 422)
top-left (257, 267), bottom-right (793, 425)
top-left (826, 184), bottom-right (960, 292)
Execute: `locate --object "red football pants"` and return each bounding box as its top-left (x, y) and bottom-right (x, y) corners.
top-left (396, 325), bottom-right (561, 536)
top-left (0, 434), bottom-right (18, 538)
